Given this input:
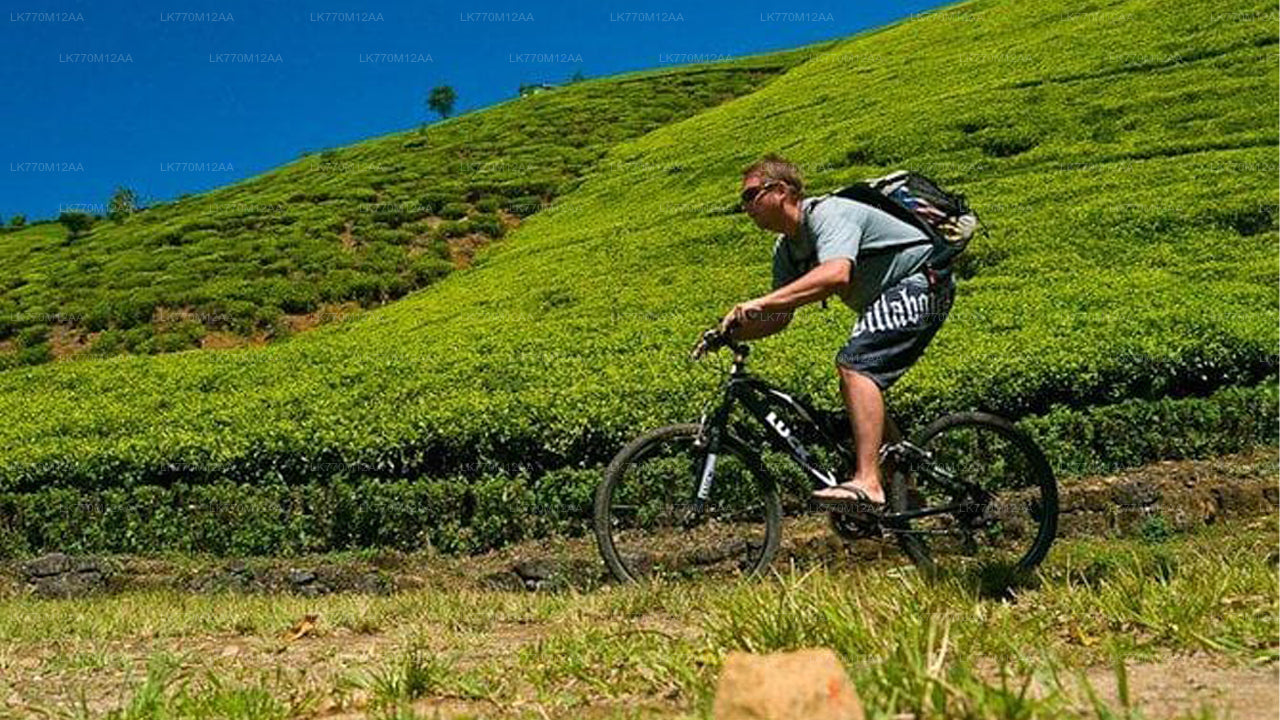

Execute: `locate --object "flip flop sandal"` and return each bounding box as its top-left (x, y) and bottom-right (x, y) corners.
top-left (810, 484), bottom-right (886, 516)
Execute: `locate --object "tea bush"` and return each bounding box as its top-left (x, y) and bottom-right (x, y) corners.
top-left (0, 46), bottom-right (823, 362)
top-left (0, 0), bottom-right (1273, 555)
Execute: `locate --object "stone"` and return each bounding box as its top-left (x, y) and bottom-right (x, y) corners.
top-left (512, 559), bottom-right (557, 582)
top-left (23, 553), bottom-right (71, 578)
top-left (288, 569), bottom-right (316, 585)
top-left (1110, 480), bottom-right (1160, 508)
top-left (512, 559), bottom-right (577, 591)
top-left (297, 583), bottom-right (329, 598)
top-left (712, 648), bottom-right (864, 720)
top-left (30, 570), bottom-right (106, 599)
top-left (691, 540), bottom-right (748, 567)
top-left (1213, 485), bottom-right (1272, 519)
top-left (480, 571), bottom-right (525, 592)
top-left (73, 558), bottom-right (104, 575)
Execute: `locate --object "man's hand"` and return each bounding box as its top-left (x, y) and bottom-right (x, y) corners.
top-left (720, 298), bottom-right (768, 335)
top-left (719, 298), bottom-right (792, 341)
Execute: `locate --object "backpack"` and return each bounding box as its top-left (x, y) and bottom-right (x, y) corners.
top-left (831, 170), bottom-right (983, 273)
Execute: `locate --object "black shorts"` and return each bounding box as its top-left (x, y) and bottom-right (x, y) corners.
top-left (835, 268), bottom-right (955, 391)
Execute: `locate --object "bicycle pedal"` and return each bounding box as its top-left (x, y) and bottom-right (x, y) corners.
top-left (829, 512), bottom-right (882, 542)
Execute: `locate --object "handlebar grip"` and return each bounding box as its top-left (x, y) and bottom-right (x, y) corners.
top-left (690, 328), bottom-right (724, 360)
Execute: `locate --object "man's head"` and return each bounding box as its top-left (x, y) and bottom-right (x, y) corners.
top-left (741, 154), bottom-right (804, 234)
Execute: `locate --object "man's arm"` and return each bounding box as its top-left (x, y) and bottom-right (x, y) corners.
top-left (723, 258), bottom-right (852, 340)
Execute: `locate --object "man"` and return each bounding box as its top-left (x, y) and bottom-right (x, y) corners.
top-left (720, 154), bottom-right (956, 512)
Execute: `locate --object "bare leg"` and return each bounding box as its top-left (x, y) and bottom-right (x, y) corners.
top-left (813, 366), bottom-right (886, 504)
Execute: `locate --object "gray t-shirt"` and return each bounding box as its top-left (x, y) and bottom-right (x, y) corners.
top-left (771, 195), bottom-right (933, 312)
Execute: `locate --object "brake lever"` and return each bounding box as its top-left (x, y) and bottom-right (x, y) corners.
top-left (689, 328), bottom-right (722, 361)
top-left (689, 338), bottom-right (708, 361)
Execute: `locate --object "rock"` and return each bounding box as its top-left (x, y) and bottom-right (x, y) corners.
top-left (288, 569), bottom-right (317, 585)
top-left (369, 550), bottom-right (406, 570)
top-left (512, 559), bottom-right (577, 591)
top-left (21, 553), bottom-right (108, 598)
top-left (712, 648), bottom-right (864, 720)
top-left (23, 553), bottom-right (71, 578)
top-left (30, 570), bottom-right (106, 599)
top-left (690, 540), bottom-right (748, 567)
top-left (512, 559), bottom-right (556, 582)
top-left (1110, 480), bottom-right (1160, 508)
top-left (73, 558), bottom-right (104, 575)
top-left (1213, 485), bottom-right (1272, 519)
top-left (618, 552), bottom-right (655, 578)
top-left (480, 571), bottom-right (525, 592)
top-left (297, 583), bottom-right (329, 598)
top-left (350, 572), bottom-right (392, 595)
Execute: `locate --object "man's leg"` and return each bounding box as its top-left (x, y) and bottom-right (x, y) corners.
top-left (813, 366), bottom-right (886, 504)
top-left (813, 269), bottom-right (955, 510)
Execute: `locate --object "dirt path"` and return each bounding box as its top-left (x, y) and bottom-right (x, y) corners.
top-left (1083, 653), bottom-right (1278, 720)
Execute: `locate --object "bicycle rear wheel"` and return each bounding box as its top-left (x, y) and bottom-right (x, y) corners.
top-left (889, 412), bottom-right (1058, 576)
top-left (594, 424), bottom-right (781, 584)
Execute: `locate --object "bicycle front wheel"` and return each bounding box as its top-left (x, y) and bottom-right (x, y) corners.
top-left (594, 424), bottom-right (781, 584)
top-left (890, 412), bottom-right (1058, 576)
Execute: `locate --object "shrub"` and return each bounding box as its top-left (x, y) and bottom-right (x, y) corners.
top-left (408, 256), bottom-right (454, 285)
top-left (108, 186), bottom-right (138, 223)
top-left (509, 195), bottom-right (543, 216)
top-left (15, 343), bottom-right (52, 366)
top-left (88, 330), bottom-right (128, 357)
top-left (419, 191), bottom-right (453, 215)
top-left (15, 324), bottom-right (50, 348)
top-left (372, 205), bottom-right (411, 228)
top-left (439, 202), bottom-right (470, 220)
top-left (57, 212), bottom-right (94, 240)
top-left (438, 220), bottom-right (471, 238)
top-left (151, 321), bottom-right (205, 353)
top-left (0, 382), bottom-right (1270, 557)
top-left (468, 214), bottom-right (506, 238)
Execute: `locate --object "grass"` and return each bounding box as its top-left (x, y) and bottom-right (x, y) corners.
top-left (0, 515), bottom-right (1274, 718)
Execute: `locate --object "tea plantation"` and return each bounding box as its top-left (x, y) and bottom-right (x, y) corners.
top-left (0, 43), bottom-right (826, 365)
top-left (0, 0), bottom-right (1275, 556)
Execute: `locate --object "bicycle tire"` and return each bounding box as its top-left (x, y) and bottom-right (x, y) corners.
top-left (889, 412), bottom-right (1058, 576)
top-left (594, 423), bottom-right (782, 584)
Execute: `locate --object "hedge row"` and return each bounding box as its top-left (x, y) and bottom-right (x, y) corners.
top-left (1, 380), bottom-right (1273, 559)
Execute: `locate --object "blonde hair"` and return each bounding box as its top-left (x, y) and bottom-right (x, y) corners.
top-left (743, 154), bottom-right (804, 198)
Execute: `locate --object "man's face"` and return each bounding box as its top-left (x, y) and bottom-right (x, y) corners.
top-left (741, 175), bottom-right (787, 232)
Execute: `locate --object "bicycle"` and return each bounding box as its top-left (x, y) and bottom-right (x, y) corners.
top-left (593, 326), bottom-right (1058, 584)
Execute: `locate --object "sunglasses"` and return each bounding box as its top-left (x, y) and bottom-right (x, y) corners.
top-left (740, 181), bottom-right (782, 208)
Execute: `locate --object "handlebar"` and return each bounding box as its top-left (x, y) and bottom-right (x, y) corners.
top-left (689, 323), bottom-right (750, 362)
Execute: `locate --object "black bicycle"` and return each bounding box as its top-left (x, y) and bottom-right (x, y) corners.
top-left (593, 327), bottom-right (1058, 583)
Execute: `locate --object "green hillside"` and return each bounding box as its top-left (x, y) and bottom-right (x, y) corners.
top-left (0, 0), bottom-right (1275, 556)
top-left (0, 44), bottom-right (825, 367)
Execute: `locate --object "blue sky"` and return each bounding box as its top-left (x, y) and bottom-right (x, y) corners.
top-left (1, 0), bottom-right (951, 222)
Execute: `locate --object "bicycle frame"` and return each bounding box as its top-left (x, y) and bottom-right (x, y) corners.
top-left (690, 346), bottom-right (953, 525)
top-left (693, 354), bottom-right (849, 507)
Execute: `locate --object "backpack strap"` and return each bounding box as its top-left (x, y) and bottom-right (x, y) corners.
top-left (832, 184), bottom-right (948, 270)
top-left (833, 184), bottom-right (944, 246)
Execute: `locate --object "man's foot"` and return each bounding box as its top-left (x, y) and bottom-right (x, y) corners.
top-left (811, 481), bottom-right (886, 515)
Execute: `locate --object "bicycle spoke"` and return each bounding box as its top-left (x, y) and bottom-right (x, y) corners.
top-left (598, 426), bottom-right (778, 583)
top-left (892, 414), bottom-right (1057, 576)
